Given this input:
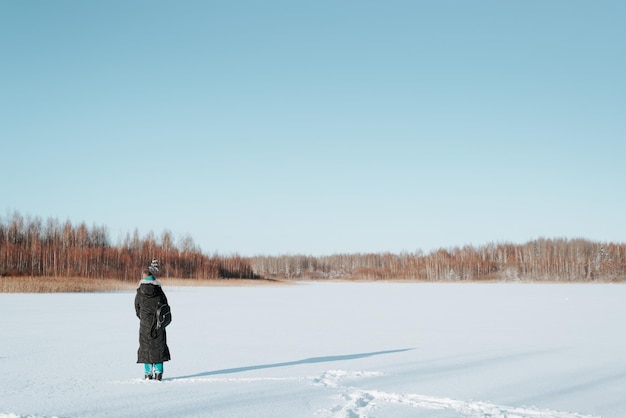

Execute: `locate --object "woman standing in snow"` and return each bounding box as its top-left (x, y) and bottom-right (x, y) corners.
top-left (135, 268), bottom-right (171, 380)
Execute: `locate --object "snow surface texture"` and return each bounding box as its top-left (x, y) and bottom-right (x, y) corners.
top-left (2, 282), bottom-right (626, 418)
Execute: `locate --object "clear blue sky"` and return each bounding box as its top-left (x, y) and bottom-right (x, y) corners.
top-left (2, 1), bottom-right (624, 256)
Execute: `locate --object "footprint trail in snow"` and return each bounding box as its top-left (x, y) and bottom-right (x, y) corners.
top-left (311, 370), bottom-right (599, 418)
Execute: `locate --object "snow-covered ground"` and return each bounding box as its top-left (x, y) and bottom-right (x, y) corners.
top-left (2, 282), bottom-right (626, 418)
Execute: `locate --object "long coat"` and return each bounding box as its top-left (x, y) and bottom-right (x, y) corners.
top-left (135, 278), bottom-right (171, 364)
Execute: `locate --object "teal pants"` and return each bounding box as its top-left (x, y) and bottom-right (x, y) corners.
top-left (144, 363), bottom-right (164, 375)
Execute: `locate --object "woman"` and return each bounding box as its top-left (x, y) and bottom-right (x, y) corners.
top-left (135, 269), bottom-right (171, 380)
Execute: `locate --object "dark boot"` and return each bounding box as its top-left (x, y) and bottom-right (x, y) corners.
top-left (155, 372), bottom-right (163, 381)
top-left (145, 373), bottom-right (154, 380)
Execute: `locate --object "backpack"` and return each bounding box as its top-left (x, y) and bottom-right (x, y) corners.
top-left (156, 302), bottom-right (172, 330)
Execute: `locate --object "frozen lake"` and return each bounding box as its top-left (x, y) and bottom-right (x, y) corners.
top-left (2, 282), bottom-right (626, 417)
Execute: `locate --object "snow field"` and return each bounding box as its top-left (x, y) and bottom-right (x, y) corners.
top-left (2, 282), bottom-right (626, 417)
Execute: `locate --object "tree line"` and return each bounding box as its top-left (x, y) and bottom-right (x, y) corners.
top-left (250, 238), bottom-right (626, 282)
top-left (0, 212), bottom-right (256, 280)
top-left (2, 212), bottom-right (625, 282)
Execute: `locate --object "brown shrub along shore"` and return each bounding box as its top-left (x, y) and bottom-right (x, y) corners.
top-left (0, 276), bottom-right (287, 293)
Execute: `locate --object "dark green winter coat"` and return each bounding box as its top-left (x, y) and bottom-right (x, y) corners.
top-left (135, 278), bottom-right (171, 364)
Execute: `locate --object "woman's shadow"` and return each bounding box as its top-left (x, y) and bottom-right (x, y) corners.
top-left (169, 348), bottom-right (413, 381)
